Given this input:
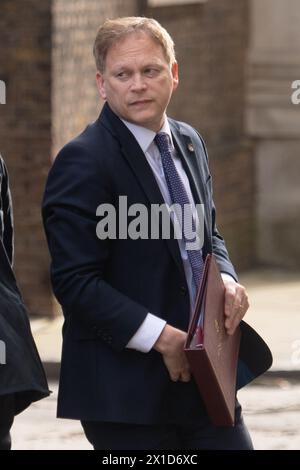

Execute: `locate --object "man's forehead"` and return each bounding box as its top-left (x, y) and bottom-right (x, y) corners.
top-left (107, 32), bottom-right (165, 60)
top-left (109, 56), bottom-right (165, 69)
top-left (110, 30), bottom-right (156, 47)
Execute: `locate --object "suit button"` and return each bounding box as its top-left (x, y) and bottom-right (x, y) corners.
top-left (180, 286), bottom-right (187, 295)
top-left (102, 332), bottom-right (113, 342)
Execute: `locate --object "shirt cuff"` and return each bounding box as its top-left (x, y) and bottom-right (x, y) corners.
top-left (221, 272), bottom-right (237, 283)
top-left (126, 313), bottom-right (167, 353)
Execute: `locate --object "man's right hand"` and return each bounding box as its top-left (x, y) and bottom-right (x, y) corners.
top-left (153, 324), bottom-right (191, 383)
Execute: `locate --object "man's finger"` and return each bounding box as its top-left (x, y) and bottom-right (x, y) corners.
top-left (170, 372), bottom-right (180, 382)
top-left (226, 300), bottom-right (248, 335)
top-left (233, 296), bottom-right (244, 314)
top-left (224, 286), bottom-right (236, 316)
top-left (180, 372), bottom-right (191, 382)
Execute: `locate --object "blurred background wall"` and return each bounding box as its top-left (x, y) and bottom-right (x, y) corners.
top-left (0, 0), bottom-right (299, 317)
top-left (0, 0), bottom-right (52, 316)
top-left (246, 0), bottom-right (300, 269)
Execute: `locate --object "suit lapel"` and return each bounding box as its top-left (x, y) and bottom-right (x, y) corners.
top-left (99, 104), bottom-right (185, 279)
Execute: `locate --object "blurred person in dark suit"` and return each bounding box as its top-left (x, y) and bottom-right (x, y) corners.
top-left (0, 154), bottom-right (49, 450)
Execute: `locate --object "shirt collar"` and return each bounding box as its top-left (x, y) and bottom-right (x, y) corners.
top-left (121, 117), bottom-right (174, 154)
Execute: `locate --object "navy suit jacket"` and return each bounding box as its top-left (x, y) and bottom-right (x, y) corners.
top-left (42, 103), bottom-right (271, 424)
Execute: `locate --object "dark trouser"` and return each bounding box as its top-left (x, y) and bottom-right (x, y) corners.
top-left (0, 394), bottom-right (15, 450)
top-left (81, 403), bottom-right (253, 450)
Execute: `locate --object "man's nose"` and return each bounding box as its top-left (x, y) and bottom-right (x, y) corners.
top-left (130, 74), bottom-right (147, 91)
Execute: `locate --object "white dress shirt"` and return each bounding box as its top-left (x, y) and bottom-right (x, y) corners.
top-left (121, 117), bottom-right (235, 353)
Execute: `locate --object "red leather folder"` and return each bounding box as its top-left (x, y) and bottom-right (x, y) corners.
top-left (184, 254), bottom-right (241, 426)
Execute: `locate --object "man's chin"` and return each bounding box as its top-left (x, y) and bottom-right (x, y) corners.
top-left (125, 112), bottom-right (163, 132)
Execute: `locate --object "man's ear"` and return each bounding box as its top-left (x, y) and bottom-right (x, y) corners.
top-left (171, 62), bottom-right (179, 91)
top-left (96, 71), bottom-right (107, 100)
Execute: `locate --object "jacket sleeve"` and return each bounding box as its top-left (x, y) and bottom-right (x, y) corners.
top-left (0, 155), bottom-right (14, 266)
top-left (42, 143), bottom-right (148, 352)
top-left (196, 133), bottom-right (238, 281)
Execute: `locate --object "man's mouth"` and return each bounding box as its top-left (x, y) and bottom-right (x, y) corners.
top-left (130, 99), bottom-right (152, 106)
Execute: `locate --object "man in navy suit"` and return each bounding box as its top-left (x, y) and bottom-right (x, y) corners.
top-left (42, 17), bottom-right (255, 449)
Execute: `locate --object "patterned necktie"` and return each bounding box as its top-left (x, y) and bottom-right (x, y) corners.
top-left (154, 132), bottom-right (204, 291)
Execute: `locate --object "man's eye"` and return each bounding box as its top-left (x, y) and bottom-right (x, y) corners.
top-left (116, 72), bottom-right (128, 79)
top-left (144, 68), bottom-right (159, 77)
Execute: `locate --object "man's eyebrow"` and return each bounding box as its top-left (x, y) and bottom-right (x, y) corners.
top-left (143, 63), bottom-right (163, 68)
top-left (112, 64), bottom-right (130, 70)
top-left (112, 61), bottom-right (163, 70)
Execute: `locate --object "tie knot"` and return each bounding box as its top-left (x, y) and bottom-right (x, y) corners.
top-left (154, 132), bottom-right (172, 153)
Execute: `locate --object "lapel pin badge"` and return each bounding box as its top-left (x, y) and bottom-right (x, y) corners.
top-left (187, 142), bottom-right (195, 152)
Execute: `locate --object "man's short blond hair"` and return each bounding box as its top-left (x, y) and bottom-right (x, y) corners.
top-left (93, 17), bottom-right (176, 73)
